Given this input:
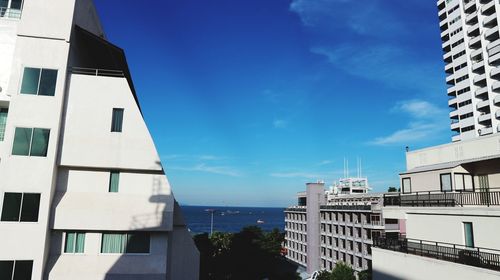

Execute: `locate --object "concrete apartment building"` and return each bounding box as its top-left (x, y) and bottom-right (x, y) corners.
top-left (441, 0), bottom-right (500, 141)
top-left (0, 1), bottom-right (199, 279)
top-left (284, 180), bottom-right (399, 275)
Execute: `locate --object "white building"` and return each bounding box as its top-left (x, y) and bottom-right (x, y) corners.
top-left (373, 134), bottom-right (500, 280)
top-left (284, 180), bottom-right (398, 275)
top-left (439, 0), bottom-right (500, 141)
top-left (0, 1), bottom-right (199, 279)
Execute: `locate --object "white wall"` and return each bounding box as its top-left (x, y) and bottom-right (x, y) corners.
top-left (373, 247), bottom-right (500, 280)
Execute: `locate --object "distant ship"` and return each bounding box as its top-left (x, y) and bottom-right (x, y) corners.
top-left (257, 219), bottom-right (265, 224)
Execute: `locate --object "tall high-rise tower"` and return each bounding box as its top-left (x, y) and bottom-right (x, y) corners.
top-left (438, 0), bottom-right (500, 141)
top-left (0, 1), bottom-right (199, 279)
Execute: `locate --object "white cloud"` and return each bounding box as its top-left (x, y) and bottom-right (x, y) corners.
top-left (270, 172), bottom-right (326, 179)
top-left (369, 99), bottom-right (449, 146)
top-left (170, 163), bottom-right (242, 177)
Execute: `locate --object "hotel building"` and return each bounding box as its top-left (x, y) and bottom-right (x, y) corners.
top-left (440, 0), bottom-right (500, 141)
top-left (0, 0), bottom-right (199, 279)
top-left (284, 180), bottom-right (400, 275)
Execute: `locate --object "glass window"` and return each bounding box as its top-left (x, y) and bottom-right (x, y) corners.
top-left (12, 128), bottom-right (32, 156)
top-left (0, 260), bottom-right (32, 280)
top-left (12, 127), bottom-right (50, 157)
top-left (464, 222), bottom-right (474, 247)
top-left (464, 174), bottom-right (473, 191)
top-left (30, 128), bottom-right (50, 157)
top-left (109, 171), bottom-right (120, 193)
top-left (440, 173), bottom-right (452, 192)
top-left (402, 178), bottom-right (411, 193)
top-left (0, 108), bottom-right (8, 141)
top-left (111, 108), bottom-right (124, 132)
top-left (0, 193), bottom-right (22, 221)
top-left (20, 67), bottom-right (57, 96)
top-left (20, 68), bottom-right (40, 95)
top-left (1, 193), bottom-right (40, 222)
top-left (101, 232), bottom-right (150, 254)
top-left (10, 0), bottom-right (23, 10)
top-left (64, 232), bottom-right (85, 253)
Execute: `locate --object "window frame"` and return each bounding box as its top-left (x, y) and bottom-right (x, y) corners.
top-left (11, 127), bottom-right (50, 157)
top-left (0, 260), bottom-right (33, 280)
top-left (440, 173), bottom-right (453, 192)
top-left (111, 108), bottom-right (124, 132)
top-left (401, 177), bottom-right (412, 194)
top-left (19, 66), bottom-right (58, 96)
top-left (108, 171), bottom-right (120, 193)
top-left (454, 173), bottom-right (475, 192)
top-left (100, 232), bottom-right (151, 255)
top-left (63, 231), bottom-right (86, 254)
top-left (463, 222), bottom-right (475, 248)
top-left (0, 192), bottom-right (40, 223)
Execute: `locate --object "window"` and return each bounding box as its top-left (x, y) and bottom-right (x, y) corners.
top-left (402, 178), bottom-right (411, 193)
top-left (1, 193), bottom-right (40, 222)
top-left (440, 173), bottom-right (453, 192)
top-left (455, 173), bottom-right (474, 191)
top-left (20, 67), bottom-right (58, 96)
top-left (64, 232), bottom-right (85, 253)
top-left (109, 171), bottom-right (120, 193)
top-left (12, 127), bottom-right (50, 157)
top-left (464, 222), bottom-right (474, 247)
top-left (0, 108), bottom-right (7, 141)
top-left (111, 108), bottom-right (124, 132)
top-left (0, 260), bottom-right (33, 280)
top-left (101, 232), bottom-right (150, 254)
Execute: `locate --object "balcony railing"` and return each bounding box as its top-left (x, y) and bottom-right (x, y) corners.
top-left (383, 189), bottom-right (500, 207)
top-left (374, 235), bottom-right (500, 272)
top-left (70, 67), bottom-right (125, 77)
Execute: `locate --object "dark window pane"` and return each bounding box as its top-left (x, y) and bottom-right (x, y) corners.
top-left (20, 193), bottom-right (40, 222)
top-left (1, 193), bottom-right (22, 221)
top-left (64, 232), bottom-right (75, 253)
top-left (109, 171), bottom-right (119, 192)
top-left (13, 260), bottom-right (33, 280)
top-left (10, 0), bottom-right (23, 9)
top-left (111, 108), bottom-right (124, 132)
top-left (0, 261), bottom-right (14, 280)
top-left (126, 233), bottom-right (150, 253)
top-left (0, 108), bottom-right (8, 141)
top-left (30, 128), bottom-right (50, 157)
top-left (38, 69), bottom-right (57, 96)
top-left (20, 68), bottom-right (40, 95)
top-left (12, 128), bottom-right (32, 156)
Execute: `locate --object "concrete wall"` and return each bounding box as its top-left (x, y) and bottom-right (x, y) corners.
top-left (373, 247), bottom-right (500, 280)
top-left (406, 133), bottom-right (500, 170)
top-left (306, 182), bottom-right (325, 274)
top-left (400, 166), bottom-right (470, 192)
top-left (46, 231), bottom-right (168, 280)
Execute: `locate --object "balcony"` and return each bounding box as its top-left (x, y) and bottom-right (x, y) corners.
top-left (467, 23), bottom-right (480, 36)
top-left (496, 109), bottom-right (500, 119)
top-left (483, 12), bottom-right (497, 27)
top-left (495, 95), bottom-right (500, 104)
top-left (473, 73), bottom-right (486, 84)
top-left (383, 189), bottom-right (500, 207)
top-left (445, 62), bottom-right (454, 73)
top-left (466, 11), bottom-right (478, 24)
top-left (482, 1), bottom-right (496, 15)
top-left (450, 109), bottom-right (459, 119)
top-left (493, 81), bottom-right (500, 91)
top-left (479, 112), bottom-right (492, 123)
top-left (374, 236), bottom-right (500, 272)
top-left (471, 48), bottom-right (483, 60)
top-left (491, 67), bottom-right (500, 78)
top-left (480, 126), bottom-right (494, 135)
top-left (451, 121), bottom-right (460, 131)
top-left (446, 74), bottom-right (455, 85)
top-left (476, 86), bottom-right (488, 97)
top-left (485, 26), bottom-right (499, 41)
top-left (472, 60), bottom-right (485, 73)
top-left (452, 134), bottom-right (461, 142)
top-left (469, 35), bottom-right (482, 48)
top-left (477, 99), bottom-right (490, 110)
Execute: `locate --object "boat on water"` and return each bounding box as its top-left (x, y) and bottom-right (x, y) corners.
top-left (257, 219), bottom-right (265, 224)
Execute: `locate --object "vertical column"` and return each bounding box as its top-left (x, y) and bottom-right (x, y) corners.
top-left (306, 182), bottom-right (325, 274)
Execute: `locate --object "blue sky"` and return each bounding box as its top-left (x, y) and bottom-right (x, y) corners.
top-left (94, 0), bottom-right (449, 207)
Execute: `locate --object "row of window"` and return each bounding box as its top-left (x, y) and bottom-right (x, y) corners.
top-left (286, 222), bottom-right (307, 232)
top-left (455, 74), bottom-right (468, 83)
top-left (448, 4), bottom-right (460, 15)
top-left (458, 99), bottom-right (472, 107)
top-left (285, 212), bottom-right (306, 221)
top-left (453, 49), bottom-right (466, 59)
top-left (286, 231), bottom-right (307, 242)
top-left (462, 125), bottom-right (475, 132)
top-left (450, 27), bottom-right (463, 38)
top-left (63, 232), bottom-right (150, 254)
top-left (320, 211), bottom-right (371, 223)
top-left (401, 173), bottom-right (474, 193)
top-left (457, 86), bottom-right (470, 95)
top-left (460, 112), bottom-right (473, 120)
top-left (451, 38), bottom-right (465, 49)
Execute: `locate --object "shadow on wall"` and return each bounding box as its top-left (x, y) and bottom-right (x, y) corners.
top-left (372, 269), bottom-right (404, 280)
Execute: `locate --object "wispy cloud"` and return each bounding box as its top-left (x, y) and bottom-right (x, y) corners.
top-left (369, 99), bottom-right (448, 146)
top-left (170, 163), bottom-right (242, 177)
top-left (318, 160), bottom-right (333, 166)
top-left (270, 172), bottom-right (327, 179)
top-left (273, 119), bottom-right (288, 129)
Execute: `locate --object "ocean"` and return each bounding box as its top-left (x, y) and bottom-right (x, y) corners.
top-left (180, 205), bottom-right (285, 234)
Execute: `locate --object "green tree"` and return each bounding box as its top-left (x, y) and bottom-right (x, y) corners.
top-left (316, 270), bottom-right (332, 280)
top-left (387, 187), bottom-right (398, 192)
top-left (330, 262), bottom-right (355, 280)
top-left (358, 269), bottom-right (372, 280)
top-left (210, 231), bottom-right (232, 257)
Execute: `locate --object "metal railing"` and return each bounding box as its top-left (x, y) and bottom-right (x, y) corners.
top-left (0, 7), bottom-right (22, 19)
top-left (383, 188), bottom-right (500, 207)
top-left (71, 67), bottom-right (125, 77)
top-left (321, 205), bottom-right (372, 211)
top-left (374, 235), bottom-right (500, 272)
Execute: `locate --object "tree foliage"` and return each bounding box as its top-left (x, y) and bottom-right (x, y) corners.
top-left (387, 187), bottom-right (398, 192)
top-left (194, 226), bottom-right (300, 280)
top-left (315, 262), bottom-right (356, 280)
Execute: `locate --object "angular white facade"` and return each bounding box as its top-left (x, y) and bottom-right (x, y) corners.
top-left (439, 0), bottom-right (500, 141)
top-left (0, 1), bottom-right (199, 279)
